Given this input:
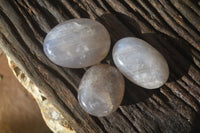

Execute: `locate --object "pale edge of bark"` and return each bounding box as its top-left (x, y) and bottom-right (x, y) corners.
top-left (7, 56), bottom-right (75, 133)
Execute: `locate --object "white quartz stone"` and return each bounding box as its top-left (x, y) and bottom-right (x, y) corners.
top-left (112, 37), bottom-right (169, 89)
top-left (43, 18), bottom-right (111, 68)
top-left (78, 64), bottom-right (125, 117)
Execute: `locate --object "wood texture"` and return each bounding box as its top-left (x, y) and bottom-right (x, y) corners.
top-left (0, 0), bottom-right (200, 132)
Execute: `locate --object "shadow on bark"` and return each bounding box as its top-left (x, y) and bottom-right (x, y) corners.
top-left (97, 13), bottom-right (199, 132)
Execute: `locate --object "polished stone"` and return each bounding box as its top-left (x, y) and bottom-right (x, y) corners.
top-left (113, 37), bottom-right (169, 89)
top-left (44, 18), bottom-right (110, 68)
top-left (78, 64), bottom-right (125, 117)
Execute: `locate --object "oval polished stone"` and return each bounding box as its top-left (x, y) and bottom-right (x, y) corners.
top-left (78, 64), bottom-right (125, 117)
top-left (44, 18), bottom-right (111, 68)
top-left (113, 37), bottom-right (169, 89)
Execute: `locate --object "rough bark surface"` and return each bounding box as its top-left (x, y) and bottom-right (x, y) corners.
top-left (0, 0), bottom-right (200, 133)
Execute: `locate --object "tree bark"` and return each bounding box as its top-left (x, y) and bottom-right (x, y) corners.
top-left (0, 0), bottom-right (200, 133)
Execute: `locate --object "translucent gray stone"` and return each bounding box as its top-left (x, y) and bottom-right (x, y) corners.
top-left (113, 37), bottom-right (169, 89)
top-left (78, 64), bottom-right (125, 117)
top-left (44, 18), bottom-right (111, 68)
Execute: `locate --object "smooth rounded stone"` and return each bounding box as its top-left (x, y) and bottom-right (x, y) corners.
top-left (44, 18), bottom-right (111, 68)
top-left (78, 64), bottom-right (125, 117)
top-left (113, 37), bottom-right (169, 89)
